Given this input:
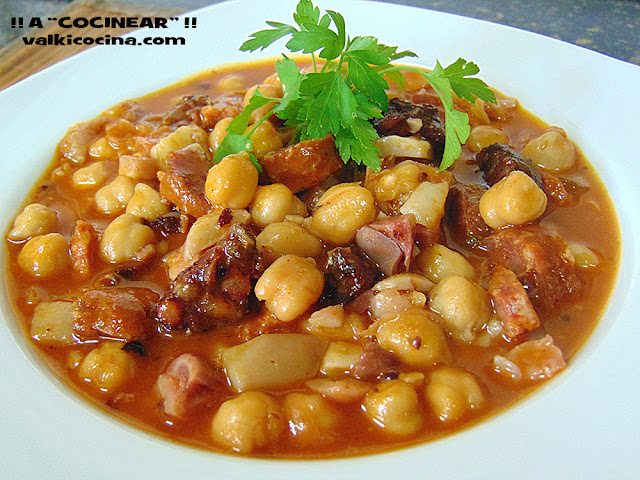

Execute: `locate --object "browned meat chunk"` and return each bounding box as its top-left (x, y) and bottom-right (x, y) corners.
top-left (156, 225), bottom-right (265, 333)
top-left (540, 171), bottom-right (586, 209)
top-left (142, 211), bottom-right (184, 237)
top-left (156, 353), bottom-right (219, 417)
top-left (74, 288), bottom-right (159, 341)
top-left (157, 144), bottom-right (213, 217)
top-left (69, 220), bottom-right (98, 277)
top-left (481, 225), bottom-right (581, 312)
top-left (58, 116), bottom-right (109, 165)
top-left (355, 215), bottom-right (415, 276)
top-left (487, 265), bottom-right (540, 338)
top-left (162, 95), bottom-right (211, 127)
top-left (371, 98), bottom-right (445, 161)
top-left (199, 92), bottom-right (244, 130)
top-left (475, 143), bottom-right (543, 187)
top-left (493, 334), bottom-right (566, 383)
top-left (445, 182), bottom-right (492, 247)
top-left (352, 341), bottom-right (401, 381)
top-left (323, 247), bottom-right (380, 304)
top-left (260, 135), bottom-right (343, 193)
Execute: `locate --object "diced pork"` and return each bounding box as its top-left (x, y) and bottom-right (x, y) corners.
top-left (58, 116), bottom-right (109, 165)
top-left (74, 288), bottom-right (159, 341)
top-left (157, 144), bottom-right (213, 217)
top-left (487, 265), bottom-right (540, 338)
top-left (493, 334), bottom-right (566, 383)
top-left (156, 353), bottom-right (218, 417)
top-left (371, 98), bottom-right (445, 161)
top-left (260, 135), bottom-right (343, 193)
top-left (445, 182), bottom-right (492, 247)
top-left (481, 224), bottom-right (581, 312)
top-left (69, 220), bottom-right (98, 277)
top-left (162, 95), bottom-right (211, 127)
top-left (352, 341), bottom-right (401, 381)
top-left (356, 215), bottom-right (415, 276)
top-left (199, 92), bottom-right (244, 130)
top-left (156, 225), bottom-right (265, 332)
top-left (475, 143), bottom-right (543, 187)
top-left (323, 247), bottom-right (380, 304)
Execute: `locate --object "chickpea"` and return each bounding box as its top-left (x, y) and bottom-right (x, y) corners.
top-left (251, 184), bottom-right (299, 228)
top-left (99, 213), bottom-right (156, 263)
top-left (522, 128), bottom-right (576, 172)
top-left (18, 233), bottom-right (70, 278)
top-left (479, 170), bottom-right (547, 229)
top-left (249, 121), bottom-right (283, 159)
top-left (374, 135), bottom-right (433, 160)
top-left (256, 222), bottom-right (323, 263)
top-left (125, 183), bottom-right (170, 221)
top-left (310, 183), bottom-right (376, 245)
top-left (254, 255), bottom-right (324, 322)
top-left (429, 274), bottom-right (492, 342)
top-left (369, 289), bottom-right (427, 321)
top-left (399, 180), bottom-right (449, 229)
top-left (375, 307), bottom-right (451, 369)
top-left (88, 136), bottom-right (118, 161)
top-left (150, 125), bottom-right (210, 170)
top-left (211, 391), bottom-right (284, 454)
top-left (94, 175), bottom-right (136, 216)
top-left (425, 367), bottom-right (485, 423)
top-left (72, 161), bottom-right (108, 189)
top-left (217, 74), bottom-right (244, 91)
top-left (568, 242), bottom-right (600, 269)
top-left (243, 84), bottom-right (283, 123)
top-left (8, 203), bottom-right (58, 241)
top-left (362, 380), bottom-right (423, 436)
top-left (284, 392), bottom-right (339, 447)
top-left (413, 244), bottom-right (476, 283)
top-left (466, 125), bottom-right (509, 153)
top-left (77, 341), bottom-right (135, 392)
top-left (205, 152), bottom-right (259, 209)
top-left (209, 117), bottom-right (234, 153)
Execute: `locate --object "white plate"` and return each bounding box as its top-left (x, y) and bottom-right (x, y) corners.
top-left (1, 0), bottom-right (639, 478)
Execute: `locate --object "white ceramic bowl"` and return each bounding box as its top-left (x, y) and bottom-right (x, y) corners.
top-left (1, 1), bottom-right (639, 478)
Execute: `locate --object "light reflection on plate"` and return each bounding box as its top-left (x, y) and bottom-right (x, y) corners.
top-left (1, 0), bottom-right (639, 478)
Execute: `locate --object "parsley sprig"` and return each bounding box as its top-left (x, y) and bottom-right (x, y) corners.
top-left (214, 0), bottom-right (496, 171)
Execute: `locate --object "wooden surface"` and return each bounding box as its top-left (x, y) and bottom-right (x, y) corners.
top-left (0, 0), bottom-right (181, 92)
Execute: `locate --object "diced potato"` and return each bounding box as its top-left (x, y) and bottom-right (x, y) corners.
top-left (399, 181), bottom-right (449, 228)
top-left (319, 341), bottom-right (363, 376)
top-left (222, 333), bottom-right (328, 391)
top-left (30, 301), bottom-right (77, 345)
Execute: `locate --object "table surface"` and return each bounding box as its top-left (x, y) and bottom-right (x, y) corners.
top-left (1, 0), bottom-right (639, 66)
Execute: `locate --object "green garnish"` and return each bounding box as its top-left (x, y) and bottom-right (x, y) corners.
top-left (214, 0), bottom-right (496, 171)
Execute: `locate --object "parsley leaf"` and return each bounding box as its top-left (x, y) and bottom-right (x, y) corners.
top-left (230, 0), bottom-right (496, 172)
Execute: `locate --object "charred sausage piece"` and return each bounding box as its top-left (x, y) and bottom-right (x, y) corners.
top-left (156, 353), bottom-right (219, 417)
top-left (74, 287), bottom-right (160, 341)
top-left (157, 144), bottom-right (213, 218)
top-left (445, 182), bottom-right (492, 247)
top-left (475, 143), bottom-right (543, 187)
top-left (323, 247), bottom-right (380, 304)
top-left (481, 224), bottom-right (581, 313)
top-left (162, 95), bottom-right (211, 127)
top-left (156, 225), bottom-right (265, 333)
top-left (261, 135), bottom-right (344, 193)
top-left (142, 211), bottom-right (184, 237)
top-left (487, 265), bottom-right (540, 338)
top-left (371, 98), bottom-right (445, 161)
top-left (356, 215), bottom-right (415, 276)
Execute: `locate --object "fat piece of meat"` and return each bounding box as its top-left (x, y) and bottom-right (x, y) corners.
top-left (493, 334), bottom-right (566, 383)
top-left (260, 135), bottom-right (343, 193)
top-left (157, 144), bottom-right (213, 217)
top-left (487, 265), bottom-right (540, 338)
top-left (199, 92), bottom-right (244, 130)
top-left (475, 143), bottom-right (543, 187)
top-left (352, 341), bottom-right (401, 381)
top-left (162, 95), bottom-right (211, 128)
top-left (74, 288), bottom-right (159, 341)
top-left (481, 224), bottom-right (581, 313)
top-left (445, 182), bottom-right (492, 247)
top-left (372, 98), bottom-right (445, 161)
top-left (355, 215), bottom-right (415, 276)
top-left (323, 247), bottom-right (380, 304)
top-left (69, 220), bottom-right (98, 277)
top-left (155, 225), bottom-right (264, 333)
top-left (156, 353), bottom-right (218, 417)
